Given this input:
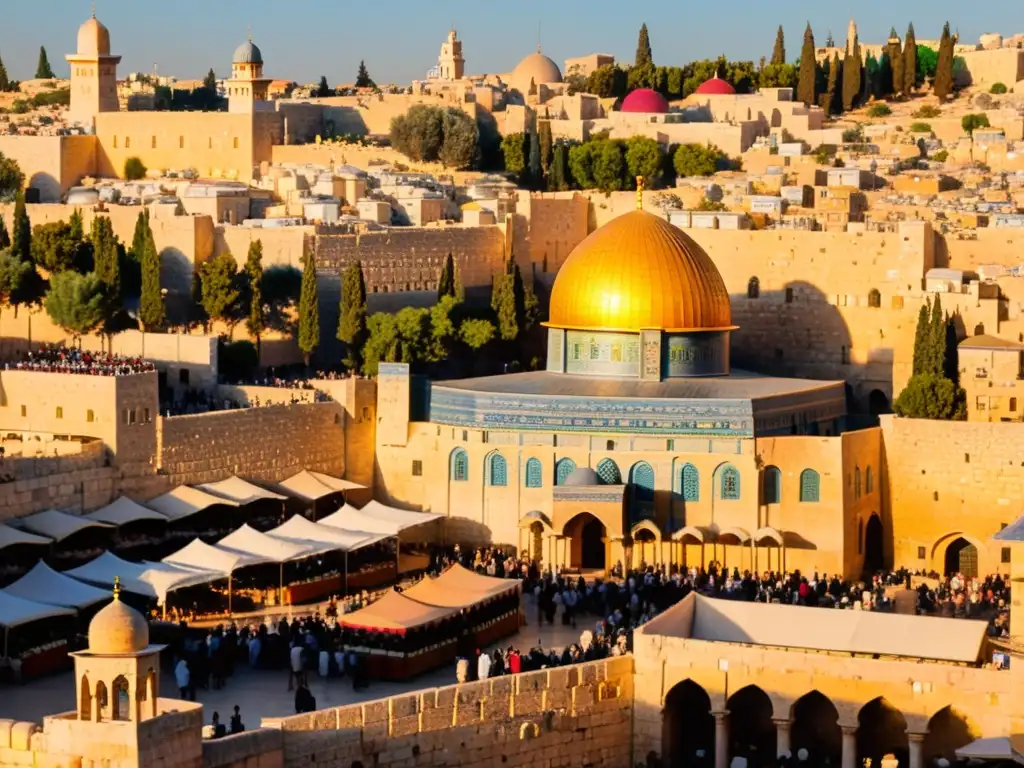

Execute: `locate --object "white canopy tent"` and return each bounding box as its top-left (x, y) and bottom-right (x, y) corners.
top-left (306, 471), bottom-right (365, 492)
top-left (86, 496), bottom-right (167, 526)
top-left (66, 551), bottom-right (225, 604)
top-left (218, 524), bottom-right (317, 563)
top-left (955, 737), bottom-right (1023, 763)
top-left (277, 471), bottom-right (348, 502)
top-left (12, 509), bottom-right (114, 542)
top-left (319, 503), bottom-right (440, 537)
top-left (163, 538), bottom-right (268, 573)
top-left (4, 561), bottom-right (110, 610)
top-left (0, 524), bottom-right (51, 552)
top-left (266, 515), bottom-right (387, 554)
top-left (198, 476), bottom-right (288, 505)
top-left (0, 591), bottom-right (75, 658)
top-left (361, 500), bottom-right (443, 529)
top-left (146, 486), bottom-right (239, 521)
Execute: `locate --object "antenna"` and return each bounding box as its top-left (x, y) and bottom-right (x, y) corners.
top-left (636, 177), bottom-right (645, 210)
top-left (537, 20), bottom-right (542, 53)
top-left (248, 25), bottom-right (253, 43)
top-left (91, 0), bottom-right (96, 19)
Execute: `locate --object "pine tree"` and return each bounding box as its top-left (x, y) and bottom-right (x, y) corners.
top-left (437, 253), bottom-right (455, 300)
top-left (297, 246), bottom-right (319, 367)
top-left (771, 26), bottom-right (786, 65)
top-left (538, 120), bottom-right (553, 177)
top-left (0, 49), bottom-right (10, 92)
top-left (11, 190), bottom-right (30, 263)
top-left (35, 46), bottom-right (54, 80)
top-left (528, 131), bottom-right (541, 190)
top-left (203, 68), bottom-right (217, 91)
top-left (934, 23), bottom-right (954, 100)
top-left (912, 300), bottom-right (930, 376)
top-left (138, 216), bottom-right (164, 331)
top-left (316, 76), bottom-right (331, 98)
top-left (635, 23), bottom-right (653, 69)
top-left (903, 24), bottom-right (918, 95)
top-left (0, 215), bottom-right (10, 250)
top-left (797, 23), bottom-right (817, 107)
top-left (337, 260), bottom-right (367, 371)
top-left (245, 239), bottom-right (265, 355)
top-left (355, 60), bottom-right (375, 89)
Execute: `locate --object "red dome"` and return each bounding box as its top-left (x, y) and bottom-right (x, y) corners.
top-left (694, 76), bottom-right (736, 96)
top-left (620, 88), bottom-right (669, 114)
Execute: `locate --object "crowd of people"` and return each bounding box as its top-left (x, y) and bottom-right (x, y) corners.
top-left (4, 344), bottom-right (155, 376)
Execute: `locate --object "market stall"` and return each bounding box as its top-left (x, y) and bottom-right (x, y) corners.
top-left (12, 509), bottom-right (114, 568)
top-left (0, 524), bottom-right (51, 587)
top-left (146, 485), bottom-right (240, 544)
top-left (86, 496), bottom-right (169, 559)
top-left (198, 476), bottom-right (288, 532)
top-left (164, 537), bottom-right (270, 614)
top-left (276, 470), bottom-right (365, 520)
top-left (0, 591), bottom-right (76, 682)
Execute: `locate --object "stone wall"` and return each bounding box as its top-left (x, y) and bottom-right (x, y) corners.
top-left (203, 729), bottom-right (283, 768)
top-left (881, 414), bottom-right (1023, 576)
top-left (264, 657), bottom-right (633, 768)
top-left (156, 401), bottom-right (346, 485)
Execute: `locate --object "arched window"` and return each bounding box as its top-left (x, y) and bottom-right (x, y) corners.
top-left (525, 458), bottom-right (542, 488)
top-left (865, 466), bottom-right (874, 494)
top-left (630, 462), bottom-right (655, 503)
top-left (800, 469), bottom-right (820, 502)
top-left (747, 277), bottom-right (760, 299)
top-left (555, 458), bottom-right (576, 486)
top-left (854, 466), bottom-right (862, 499)
top-left (681, 463), bottom-right (699, 502)
top-left (720, 465), bottom-right (740, 500)
top-left (111, 675), bottom-right (130, 721)
top-left (450, 448), bottom-right (469, 482)
top-left (95, 681), bottom-right (108, 722)
top-left (868, 288), bottom-right (881, 308)
top-left (762, 466), bottom-right (781, 505)
top-left (596, 458), bottom-right (622, 485)
top-left (487, 453), bottom-right (508, 486)
top-left (80, 675), bottom-right (91, 721)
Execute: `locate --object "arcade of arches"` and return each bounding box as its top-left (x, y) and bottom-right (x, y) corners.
top-left (660, 680), bottom-right (979, 768)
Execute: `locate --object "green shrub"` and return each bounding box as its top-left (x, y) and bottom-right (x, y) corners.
top-left (909, 122), bottom-right (932, 133)
top-left (990, 82), bottom-right (1008, 94)
top-left (842, 126), bottom-right (864, 143)
top-left (931, 149), bottom-right (949, 162)
top-left (961, 113), bottom-right (991, 135)
top-left (912, 105), bottom-right (942, 119)
top-left (123, 157), bottom-right (147, 181)
top-left (867, 103), bottom-right (892, 117)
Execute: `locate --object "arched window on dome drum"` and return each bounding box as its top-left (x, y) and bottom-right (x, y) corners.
top-left (762, 466), bottom-right (782, 505)
top-left (800, 469), bottom-right (820, 503)
top-left (747, 277), bottom-right (760, 299)
top-left (854, 466), bottom-right (862, 499)
top-left (866, 466), bottom-right (874, 495)
top-left (681, 464), bottom-right (699, 502)
top-left (525, 458), bottom-right (543, 488)
top-left (720, 465), bottom-right (740, 500)
top-left (555, 458), bottom-right (576, 486)
top-left (450, 449), bottom-right (469, 482)
top-left (596, 458), bottom-right (622, 485)
top-left (487, 453), bottom-right (508, 487)
top-left (630, 462), bottom-right (655, 503)
top-left (111, 675), bottom-right (130, 721)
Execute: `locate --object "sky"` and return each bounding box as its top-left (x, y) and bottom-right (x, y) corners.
top-left (0, 0), bottom-right (1016, 86)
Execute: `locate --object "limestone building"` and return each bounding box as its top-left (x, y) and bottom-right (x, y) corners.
top-left (437, 29), bottom-right (465, 81)
top-left (65, 12), bottom-right (121, 126)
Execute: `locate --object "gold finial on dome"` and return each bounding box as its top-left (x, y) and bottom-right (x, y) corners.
top-left (91, 0), bottom-right (96, 19)
top-left (247, 25), bottom-right (253, 42)
top-left (636, 176), bottom-right (645, 210)
top-left (112, 575), bottom-right (121, 600)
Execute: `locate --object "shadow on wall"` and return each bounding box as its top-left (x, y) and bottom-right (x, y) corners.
top-left (28, 172), bottom-right (60, 204)
top-left (728, 280), bottom-right (893, 418)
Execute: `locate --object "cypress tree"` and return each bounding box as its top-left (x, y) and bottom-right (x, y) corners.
top-left (825, 53), bottom-right (842, 116)
top-left (797, 23), bottom-right (817, 107)
top-left (635, 23), bottom-right (653, 69)
top-left (890, 36), bottom-right (904, 96)
top-left (842, 51), bottom-right (859, 112)
top-left (355, 60), bottom-right (375, 88)
top-left (944, 312), bottom-right (960, 383)
top-left (338, 260), bottom-right (368, 371)
top-left (0, 215), bottom-right (9, 249)
top-left (852, 40), bottom-right (863, 104)
top-left (538, 120), bottom-right (553, 177)
top-left (69, 209), bottom-right (83, 241)
top-left (245, 239), bottom-right (265, 356)
top-left (903, 24), bottom-right (918, 95)
top-left (203, 68), bottom-right (217, 91)
top-left (928, 294), bottom-right (944, 375)
top-left (139, 217), bottom-right (164, 331)
top-left (878, 52), bottom-right (893, 98)
top-left (549, 143), bottom-right (568, 191)
top-left (11, 190), bottom-right (30, 263)
top-left (0, 49), bottom-right (10, 92)
top-left (35, 46), bottom-right (54, 80)
top-left (437, 253), bottom-right (455, 300)
top-left (453, 259), bottom-right (464, 302)
top-left (528, 131), bottom-right (541, 190)
top-left (912, 300), bottom-right (930, 376)
top-left (297, 246), bottom-right (320, 367)
top-left (131, 210), bottom-right (148, 261)
top-left (91, 217), bottom-right (120, 301)
top-left (934, 23), bottom-right (954, 100)
top-left (491, 256), bottom-right (519, 342)
top-left (771, 26), bottom-right (786, 66)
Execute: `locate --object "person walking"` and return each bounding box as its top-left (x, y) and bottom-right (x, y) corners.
top-left (175, 659), bottom-right (192, 701)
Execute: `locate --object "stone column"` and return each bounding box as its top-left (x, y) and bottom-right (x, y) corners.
top-left (908, 732), bottom-right (926, 768)
top-left (841, 725), bottom-right (857, 768)
top-left (713, 710), bottom-right (730, 768)
top-left (773, 717), bottom-right (792, 758)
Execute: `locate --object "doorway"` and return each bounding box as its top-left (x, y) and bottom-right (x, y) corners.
top-left (863, 514), bottom-right (883, 575)
top-left (564, 513), bottom-right (607, 570)
top-left (944, 537), bottom-right (978, 577)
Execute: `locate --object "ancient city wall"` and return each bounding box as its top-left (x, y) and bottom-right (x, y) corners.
top-left (263, 657), bottom-right (633, 768)
top-left (203, 729), bottom-right (283, 768)
top-left (156, 401), bottom-right (346, 485)
top-left (881, 414), bottom-right (1024, 576)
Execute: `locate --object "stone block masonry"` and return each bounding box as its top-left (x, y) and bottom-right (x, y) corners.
top-left (264, 656), bottom-right (634, 768)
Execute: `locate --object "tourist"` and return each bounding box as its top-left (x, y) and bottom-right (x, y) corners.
top-left (288, 640), bottom-right (304, 691)
top-left (477, 648), bottom-right (491, 680)
top-left (294, 680), bottom-right (316, 714)
top-left (209, 711), bottom-right (226, 739)
top-left (230, 705), bottom-right (245, 734)
top-left (175, 658), bottom-right (192, 701)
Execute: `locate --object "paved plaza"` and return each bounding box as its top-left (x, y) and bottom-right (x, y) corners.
top-left (0, 595), bottom-right (583, 726)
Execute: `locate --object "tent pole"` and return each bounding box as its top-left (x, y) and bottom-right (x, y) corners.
top-left (343, 550), bottom-right (348, 597)
top-left (279, 562), bottom-right (284, 607)
top-left (228, 574), bottom-right (233, 616)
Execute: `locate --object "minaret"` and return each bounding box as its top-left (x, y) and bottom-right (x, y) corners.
top-left (438, 28), bottom-right (464, 81)
top-left (65, 6), bottom-right (121, 127)
top-left (845, 18), bottom-right (859, 57)
top-left (227, 30), bottom-right (271, 113)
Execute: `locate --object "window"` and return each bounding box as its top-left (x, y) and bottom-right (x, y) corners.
top-left (86, 409), bottom-right (95, 423)
top-left (747, 277), bottom-right (760, 299)
top-left (179, 136), bottom-right (185, 149)
top-left (55, 407), bottom-right (63, 419)
top-left (361, 406), bottom-right (371, 421)
top-left (112, 136), bottom-right (117, 149)
top-left (412, 460), bottom-right (423, 477)
top-left (125, 136), bottom-right (130, 149)
top-left (209, 137), bottom-right (213, 149)
top-left (681, 463), bottom-right (699, 502)
top-left (865, 466), bottom-right (874, 494)
top-left (450, 449), bottom-right (469, 482)
top-left (487, 453), bottom-right (508, 486)
top-left (917, 546), bottom-right (926, 560)
top-left (525, 458), bottom-right (542, 488)
top-left (143, 408), bottom-right (151, 424)
top-left (841, 346), bottom-right (850, 365)
top-left (179, 369), bottom-right (190, 385)
top-left (720, 465), bottom-right (740, 500)
top-left (233, 137), bottom-right (239, 149)
top-left (1002, 547), bottom-right (1012, 564)
top-left (151, 136), bottom-right (157, 149)
top-left (20, 405), bottom-right (26, 417)
top-left (1012, 398), bottom-right (1018, 413)
top-left (867, 288), bottom-right (881, 308)
top-left (461, 430), bottom-right (468, 442)
top-left (785, 287), bottom-right (794, 303)
top-left (129, 409), bottom-right (137, 425)
top-left (555, 458), bottom-right (576, 485)
top-left (762, 466), bottom-right (781, 505)
top-left (858, 520), bottom-right (863, 554)
top-left (606, 440), bottom-right (615, 451)
top-left (854, 466), bottom-right (862, 499)
top-left (630, 462), bottom-right (655, 502)
top-left (596, 458), bottom-right (621, 485)
top-left (799, 469), bottom-right (820, 502)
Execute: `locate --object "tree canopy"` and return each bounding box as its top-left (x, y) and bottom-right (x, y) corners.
top-left (0, 152), bottom-right (23, 202)
top-left (771, 26), bottom-right (786, 66)
top-left (933, 23), bottom-right (954, 100)
top-left (895, 295), bottom-right (965, 420)
top-left (44, 271), bottom-right (106, 341)
top-left (673, 143), bottom-right (727, 177)
top-left (391, 104), bottom-right (479, 170)
top-left (138, 211), bottom-right (165, 331)
top-left (635, 23), bottom-right (653, 69)
top-left (35, 46), bottom-right (54, 80)
top-left (355, 60), bottom-right (375, 89)
top-left (337, 260), bottom-right (368, 371)
top-left (199, 252), bottom-right (240, 330)
top-left (244, 239), bottom-right (265, 350)
top-left (797, 23), bottom-right (817, 106)
top-left (297, 247), bottom-right (319, 365)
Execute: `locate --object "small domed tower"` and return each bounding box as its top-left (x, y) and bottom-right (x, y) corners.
top-left (227, 32), bottom-right (271, 113)
top-left (438, 28), bottom-right (465, 81)
top-left (65, 9), bottom-right (121, 127)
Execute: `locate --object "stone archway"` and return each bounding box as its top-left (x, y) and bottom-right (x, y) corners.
top-left (663, 680), bottom-right (714, 768)
top-left (857, 697), bottom-right (908, 768)
top-left (869, 389), bottom-right (891, 416)
top-left (923, 706), bottom-right (978, 765)
top-left (863, 514), bottom-right (884, 575)
top-left (944, 537), bottom-right (979, 577)
top-left (727, 685), bottom-right (775, 768)
top-left (563, 513), bottom-right (607, 570)
top-left (790, 690), bottom-right (841, 766)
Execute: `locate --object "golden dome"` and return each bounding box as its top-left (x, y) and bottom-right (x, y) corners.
top-left (510, 50), bottom-right (562, 94)
top-left (77, 16), bottom-right (111, 57)
top-left (87, 587), bottom-right (149, 655)
top-left (547, 210), bottom-right (734, 333)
